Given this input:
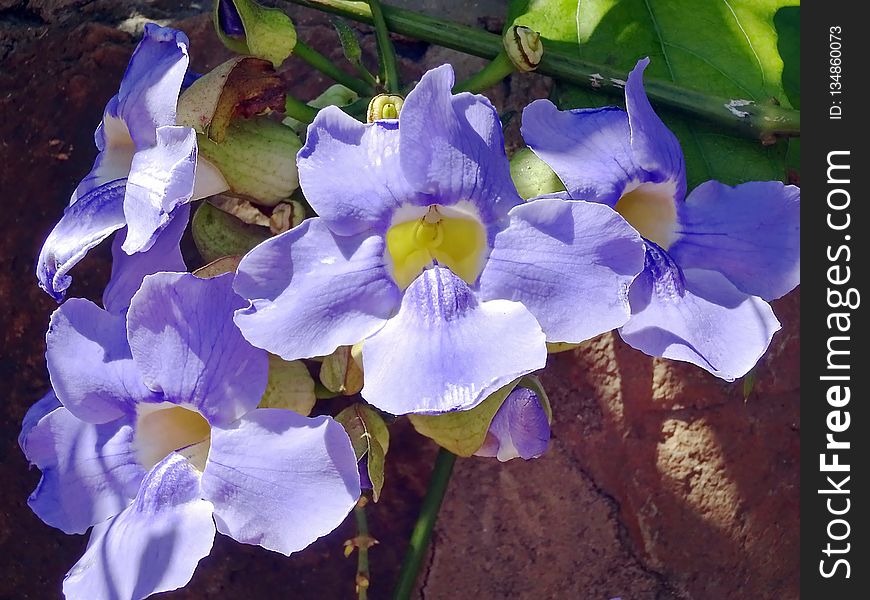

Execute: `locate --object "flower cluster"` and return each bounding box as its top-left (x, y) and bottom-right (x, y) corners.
top-left (23, 20), bottom-right (798, 600)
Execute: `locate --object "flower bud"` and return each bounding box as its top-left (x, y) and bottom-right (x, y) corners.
top-left (504, 25), bottom-right (543, 72)
top-left (191, 200), bottom-right (270, 263)
top-left (367, 94), bottom-right (404, 122)
top-left (213, 0), bottom-right (297, 67)
top-left (196, 116), bottom-right (303, 207)
top-left (474, 385), bottom-right (551, 462)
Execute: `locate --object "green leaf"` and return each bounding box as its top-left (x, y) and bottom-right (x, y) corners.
top-left (333, 17), bottom-right (363, 64)
top-left (259, 355), bottom-right (317, 416)
top-left (408, 381), bottom-right (518, 456)
top-left (508, 0), bottom-right (798, 187)
top-left (335, 404), bottom-right (390, 501)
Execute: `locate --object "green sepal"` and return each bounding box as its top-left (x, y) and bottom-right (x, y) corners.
top-left (408, 379), bottom-right (520, 456)
top-left (335, 404), bottom-right (390, 501)
top-left (213, 0), bottom-right (297, 67)
top-left (509, 147), bottom-right (565, 200)
top-left (259, 354), bottom-right (317, 416)
top-left (191, 200), bottom-right (270, 263)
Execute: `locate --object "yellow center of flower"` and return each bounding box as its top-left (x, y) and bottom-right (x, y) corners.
top-left (614, 181), bottom-right (678, 249)
top-left (385, 205), bottom-right (487, 289)
top-left (133, 403), bottom-right (212, 472)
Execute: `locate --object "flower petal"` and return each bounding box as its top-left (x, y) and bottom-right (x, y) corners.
top-left (18, 390), bottom-right (62, 451)
top-left (669, 180), bottom-right (800, 300)
top-left (474, 386), bottom-right (550, 462)
top-left (297, 107), bottom-right (411, 236)
top-left (624, 58), bottom-right (686, 199)
top-left (479, 197), bottom-right (644, 343)
top-left (114, 24), bottom-right (190, 148)
top-left (46, 299), bottom-right (153, 424)
top-left (521, 100), bottom-right (640, 205)
top-left (362, 266), bottom-right (547, 415)
top-left (62, 453), bottom-right (215, 600)
top-left (619, 247), bottom-right (781, 381)
top-left (234, 218), bottom-right (401, 360)
top-left (127, 272), bottom-right (267, 426)
top-left (103, 204), bottom-right (189, 315)
top-left (399, 64), bottom-right (522, 223)
top-left (202, 409), bottom-right (359, 555)
top-left (37, 179), bottom-right (127, 302)
top-left (122, 125), bottom-right (198, 254)
top-left (22, 407), bottom-right (143, 534)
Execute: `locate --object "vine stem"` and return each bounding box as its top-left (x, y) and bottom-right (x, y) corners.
top-left (368, 0), bottom-right (400, 92)
top-left (293, 39), bottom-right (375, 96)
top-left (355, 497), bottom-right (372, 600)
top-left (282, 0), bottom-right (799, 140)
top-left (393, 448), bottom-right (457, 600)
top-left (453, 51), bottom-right (514, 93)
top-left (284, 95), bottom-right (318, 124)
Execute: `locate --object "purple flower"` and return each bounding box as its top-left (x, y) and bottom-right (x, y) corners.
top-left (233, 65), bottom-right (645, 415)
top-left (20, 272), bottom-right (359, 599)
top-left (37, 24), bottom-right (228, 303)
top-left (522, 58), bottom-right (800, 380)
top-left (475, 386), bottom-right (550, 462)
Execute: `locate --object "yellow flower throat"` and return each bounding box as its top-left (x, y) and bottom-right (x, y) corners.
top-left (385, 205), bottom-right (487, 289)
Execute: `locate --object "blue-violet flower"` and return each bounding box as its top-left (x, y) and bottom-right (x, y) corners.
top-left (233, 65), bottom-right (646, 415)
top-left (20, 272), bottom-right (359, 600)
top-left (522, 58), bottom-right (800, 380)
top-left (37, 25), bottom-right (228, 302)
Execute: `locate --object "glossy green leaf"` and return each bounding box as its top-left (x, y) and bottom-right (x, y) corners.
top-left (335, 404), bottom-right (390, 501)
top-left (258, 355), bottom-right (317, 416)
top-left (508, 0), bottom-right (799, 187)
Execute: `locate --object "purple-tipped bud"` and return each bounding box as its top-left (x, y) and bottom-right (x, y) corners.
top-left (358, 455), bottom-right (373, 490)
top-left (475, 386), bottom-right (550, 462)
top-left (217, 1), bottom-right (245, 37)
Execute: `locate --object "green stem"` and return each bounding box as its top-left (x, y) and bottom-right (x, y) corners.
top-left (355, 498), bottom-right (371, 600)
top-left (284, 95), bottom-right (318, 124)
top-left (368, 0), bottom-right (400, 92)
top-left (282, 0), bottom-right (799, 140)
top-left (453, 51), bottom-right (514, 93)
top-left (294, 39), bottom-right (375, 97)
top-left (393, 448), bottom-right (456, 600)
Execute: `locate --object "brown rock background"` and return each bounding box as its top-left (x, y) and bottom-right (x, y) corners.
top-left (0, 1), bottom-right (799, 598)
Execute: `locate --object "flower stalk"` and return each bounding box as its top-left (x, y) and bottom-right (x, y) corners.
top-left (284, 94), bottom-right (319, 124)
top-left (282, 0), bottom-right (799, 140)
top-left (392, 448), bottom-right (456, 600)
top-left (293, 38), bottom-right (375, 96)
top-left (368, 0), bottom-right (400, 92)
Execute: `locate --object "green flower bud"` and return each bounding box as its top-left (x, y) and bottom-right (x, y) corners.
top-left (504, 25), bottom-right (543, 72)
top-left (197, 116), bottom-right (302, 207)
top-left (192, 200), bottom-right (270, 263)
top-left (509, 147), bottom-right (565, 199)
top-left (214, 0), bottom-right (297, 67)
top-left (367, 94), bottom-right (404, 123)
